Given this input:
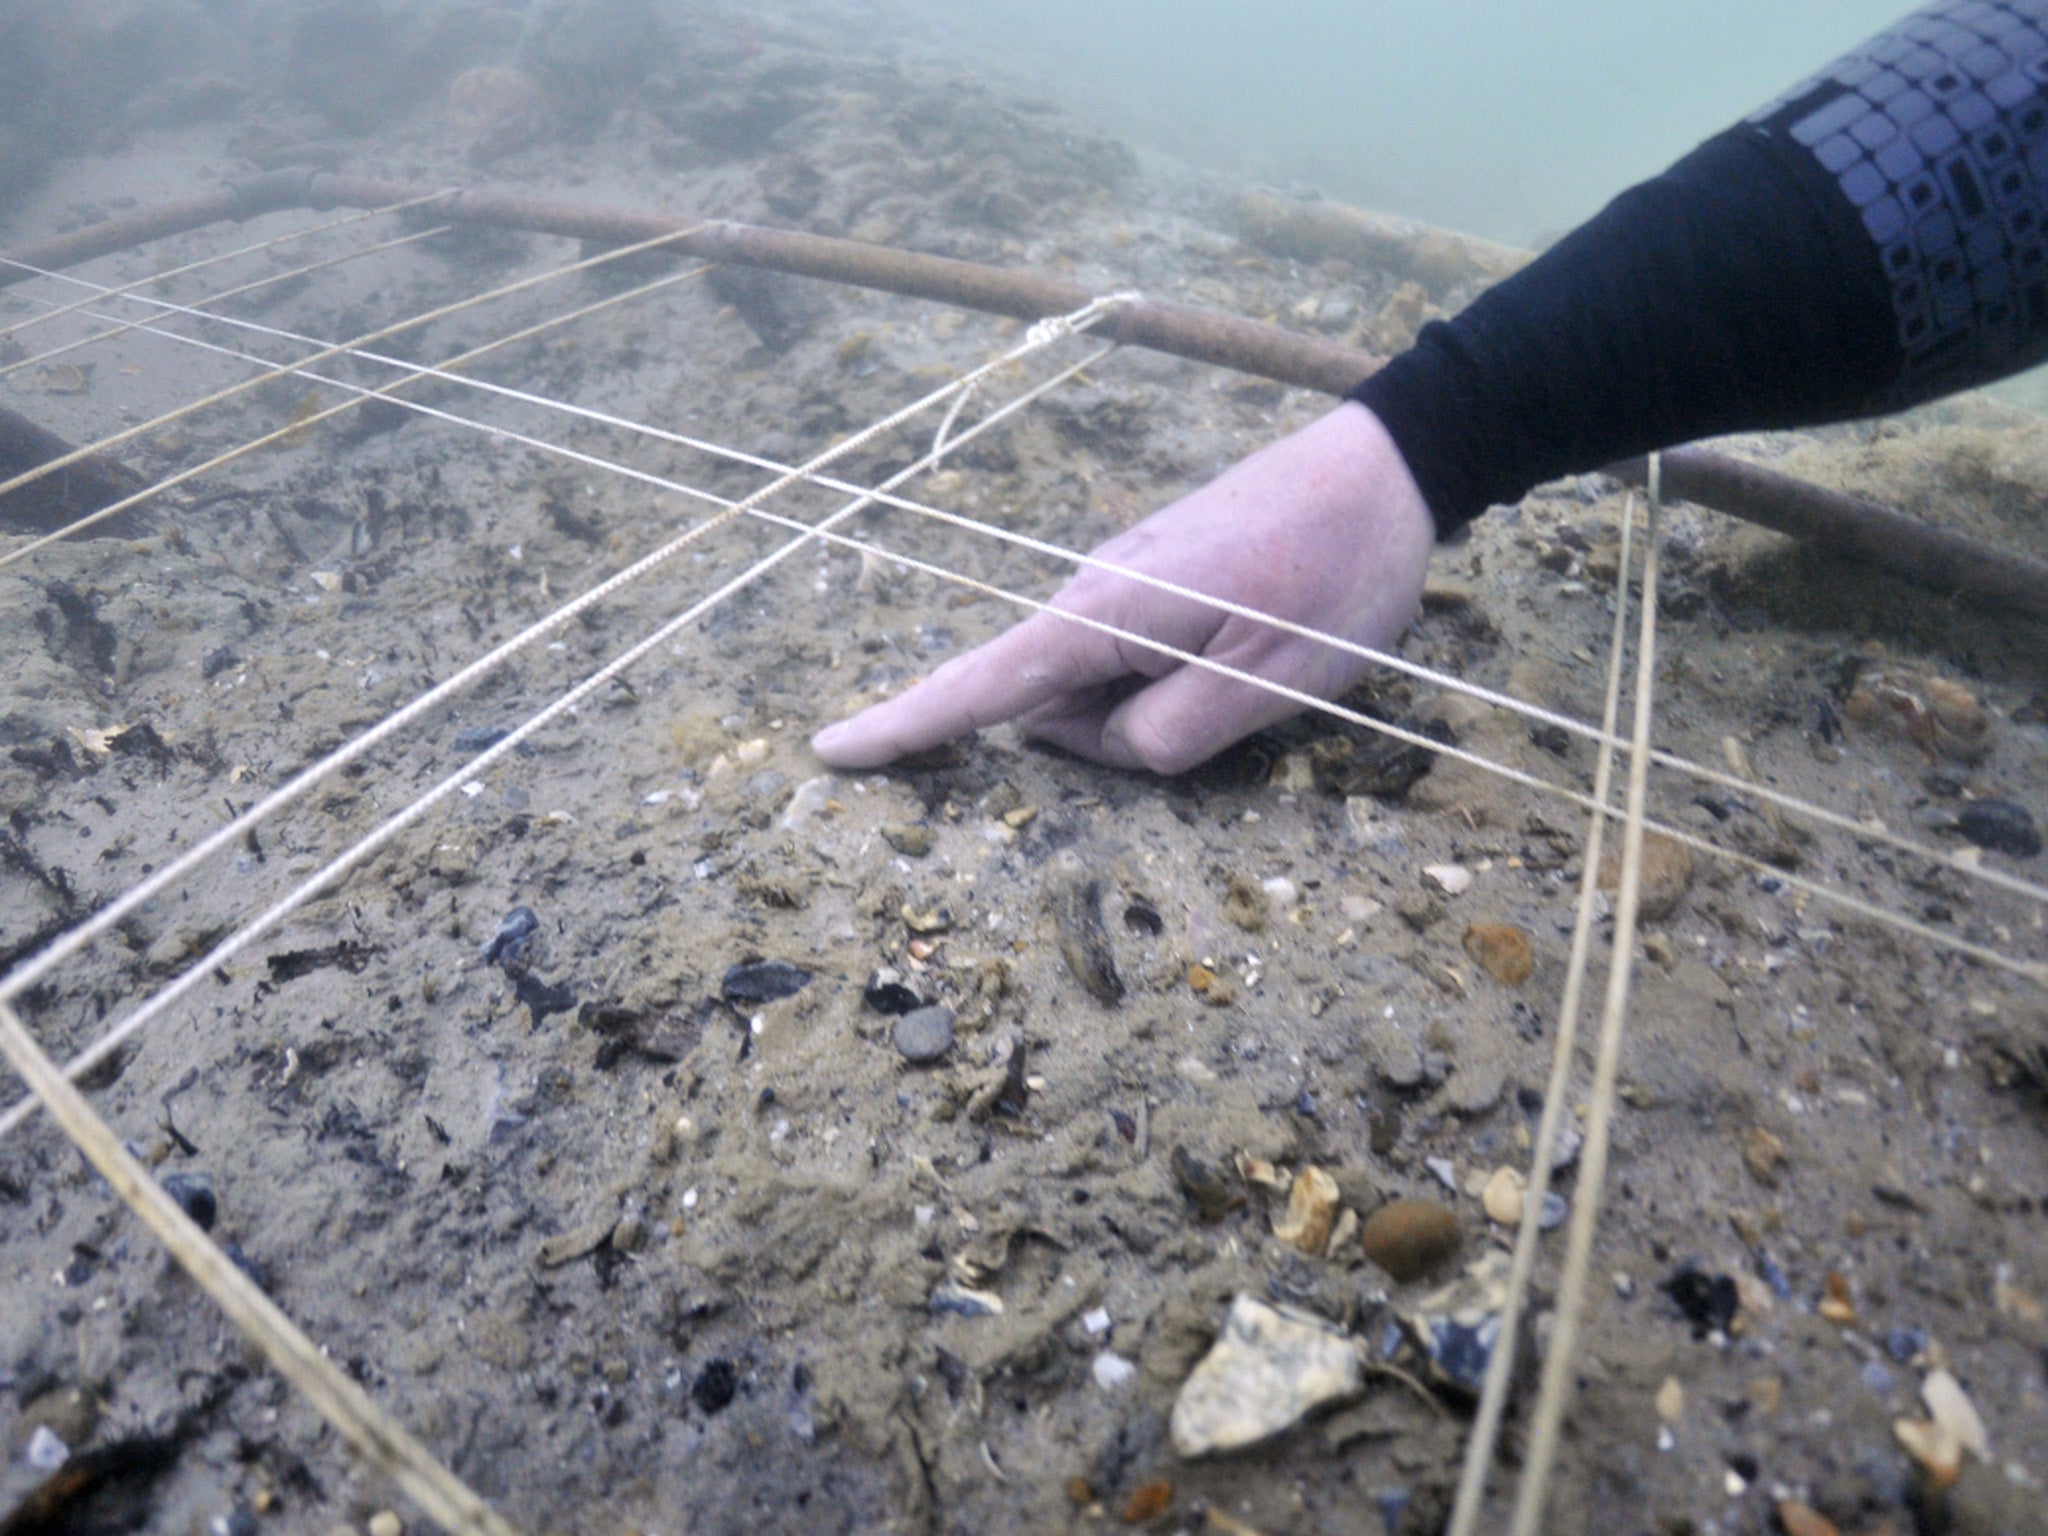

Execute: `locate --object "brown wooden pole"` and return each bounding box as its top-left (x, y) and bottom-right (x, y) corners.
top-left (6, 170), bottom-right (2046, 622)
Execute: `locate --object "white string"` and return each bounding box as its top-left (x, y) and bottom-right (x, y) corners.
top-left (1, 221), bottom-right (453, 380)
top-left (1445, 495), bottom-right (1638, 1536)
top-left (0, 315), bottom-right (1126, 1137)
top-left (22, 263), bottom-right (2046, 921)
top-left (0, 189), bottom-right (455, 359)
top-left (11, 272), bottom-right (2040, 991)
top-left (1511, 464), bottom-right (1666, 1536)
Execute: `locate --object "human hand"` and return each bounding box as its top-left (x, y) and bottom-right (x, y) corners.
top-left (810, 400), bottom-right (1436, 775)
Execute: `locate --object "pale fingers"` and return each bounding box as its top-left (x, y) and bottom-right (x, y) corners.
top-left (810, 607), bottom-right (1129, 768)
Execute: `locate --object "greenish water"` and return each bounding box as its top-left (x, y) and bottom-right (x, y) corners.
top-left (882, 0), bottom-right (1909, 245)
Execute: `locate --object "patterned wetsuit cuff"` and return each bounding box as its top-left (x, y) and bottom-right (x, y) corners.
top-left (1347, 127), bottom-right (1899, 539)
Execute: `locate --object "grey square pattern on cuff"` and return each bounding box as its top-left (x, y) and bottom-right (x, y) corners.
top-left (1748, 0), bottom-right (2048, 399)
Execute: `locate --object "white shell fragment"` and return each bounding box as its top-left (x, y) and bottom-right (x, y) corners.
top-left (1170, 1294), bottom-right (1364, 1457)
top-left (1423, 863), bottom-right (1474, 895)
top-left (1092, 1351), bottom-right (1137, 1390)
top-left (1921, 1368), bottom-right (1990, 1460)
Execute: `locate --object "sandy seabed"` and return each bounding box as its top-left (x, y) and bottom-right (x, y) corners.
top-left (0, 5), bottom-right (2045, 1534)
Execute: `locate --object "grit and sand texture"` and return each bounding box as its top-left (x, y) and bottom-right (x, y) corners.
top-left (0, 5), bottom-right (2045, 1534)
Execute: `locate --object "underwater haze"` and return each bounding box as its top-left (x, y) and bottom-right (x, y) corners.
top-left (873, 0), bottom-right (1910, 245)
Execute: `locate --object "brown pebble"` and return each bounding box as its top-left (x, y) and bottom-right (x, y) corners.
top-left (1121, 1478), bottom-right (1173, 1524)
top-left (1597, 830), bottom-right (1693, 921)
top-left (1359, 1198), bottom-right (1461, 1283)
top-left (1818, 1270), bottom-right (1857, 1325)
top-left (1461, 922), bottom-right (1534, 986)
top-left (1065, 1476), bottom-right (1095, 1506)
top-left (1741, 1126), bottom-right (1787, 1188)
top-left (1775, 1499), bottom-right (1841, 1536)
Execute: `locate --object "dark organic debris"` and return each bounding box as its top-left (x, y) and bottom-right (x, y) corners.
top-left (721, 959), bottom-right (813, 1005)
top-left (512, 970), bottom-right (578, 1027)
top-left (1415, 1313), bottom-right (1500, 1397)
top-left (1954, 798), bottom-right (2041, 858)
top-left (1122, 900), bottom-right (1164, 936)
top-left (995, 1038), bottom-right (1030, 1116)
top-left (862, 971), bottom-right (923, 1014)
top-left (1661, 1266), bottom-right (1739, 1339)
top-left (1044, 868), bottom-right (1123, 1005)
top-left (0, 1434), bottom-right (182, 1536)
top-left (159, 1172), bottom-right (216, 1233)
top-left (0, 403), bottom-right (150, 538)
top-left (690, 1358), bottom-right (739, 1415)
top-left (483, 905), bottom-right (542, 969)
top-left (221, 1241), bottom-right (271, 1293)
top-left (1309, 719), bottom-right (1453, 800)
top-left (453, 724), bottom-right (513, 754)
top-left (1171, 1145), bottom-right (1243, 1223)
top-left (263, 940), bottom-right (379, 984)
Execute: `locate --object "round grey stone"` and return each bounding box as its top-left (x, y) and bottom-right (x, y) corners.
top-left (893, 1006), bottom-right (956, 1064)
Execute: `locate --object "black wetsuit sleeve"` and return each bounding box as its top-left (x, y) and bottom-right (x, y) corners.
top-left (1351, 0), bottom-right (2048, 538)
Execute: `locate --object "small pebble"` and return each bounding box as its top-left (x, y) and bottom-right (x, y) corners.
top-left (24, 1424), bottom-right (69, 1471)
top-left (892, 1005), bottom-right (955, 1064)
top-left (1654, 1375), bottom-right (1684, 1422)
top-left (367, 1513), bottom-right (403, 1536)
top-left (1082, 1307), bottom-right (1112, 1336)
top-left (1775, 1500), bottom-right (1842, 1536)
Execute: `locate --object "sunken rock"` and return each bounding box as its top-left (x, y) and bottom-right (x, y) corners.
top-left (1359, 1199), bottom-right (1461, 1283)
top-left (1169, 1295), bottom-right (1363, 1457)
top-left (1462, 922), bottom-right (1534, 986)
top-left (1597, 830), bottom-right (1694, 921)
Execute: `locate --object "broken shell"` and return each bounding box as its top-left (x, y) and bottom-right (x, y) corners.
top-left (1741, 1126), bottom-right (1787, 1187)
top-left (1234, 1151), bottom-right (1290, 1190)
top-left (1818, 1271), bottom-right (1857, 1325)
top-left (1043, 865), bottom-right (1123, 1005)
top-left (1480, 1166), bottom-right (1526, 1226)
top-left (1423, 863), bottom-right (1473, 896)
top-left (1169, 1295), bottom-right (1364, 1457)
top-left (1921, 1368), bottom-right (1990, 1460)
top-left (1272, 1166), bottom-right (1339, 1256)
top-left (900, 904), bottom-right (953, 935)
top-left (1893, 1416), bottom-right (1964, 1489)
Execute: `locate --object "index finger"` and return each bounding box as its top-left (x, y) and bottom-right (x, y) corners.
top-left (810, 604), bottom-right (1133, 768)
